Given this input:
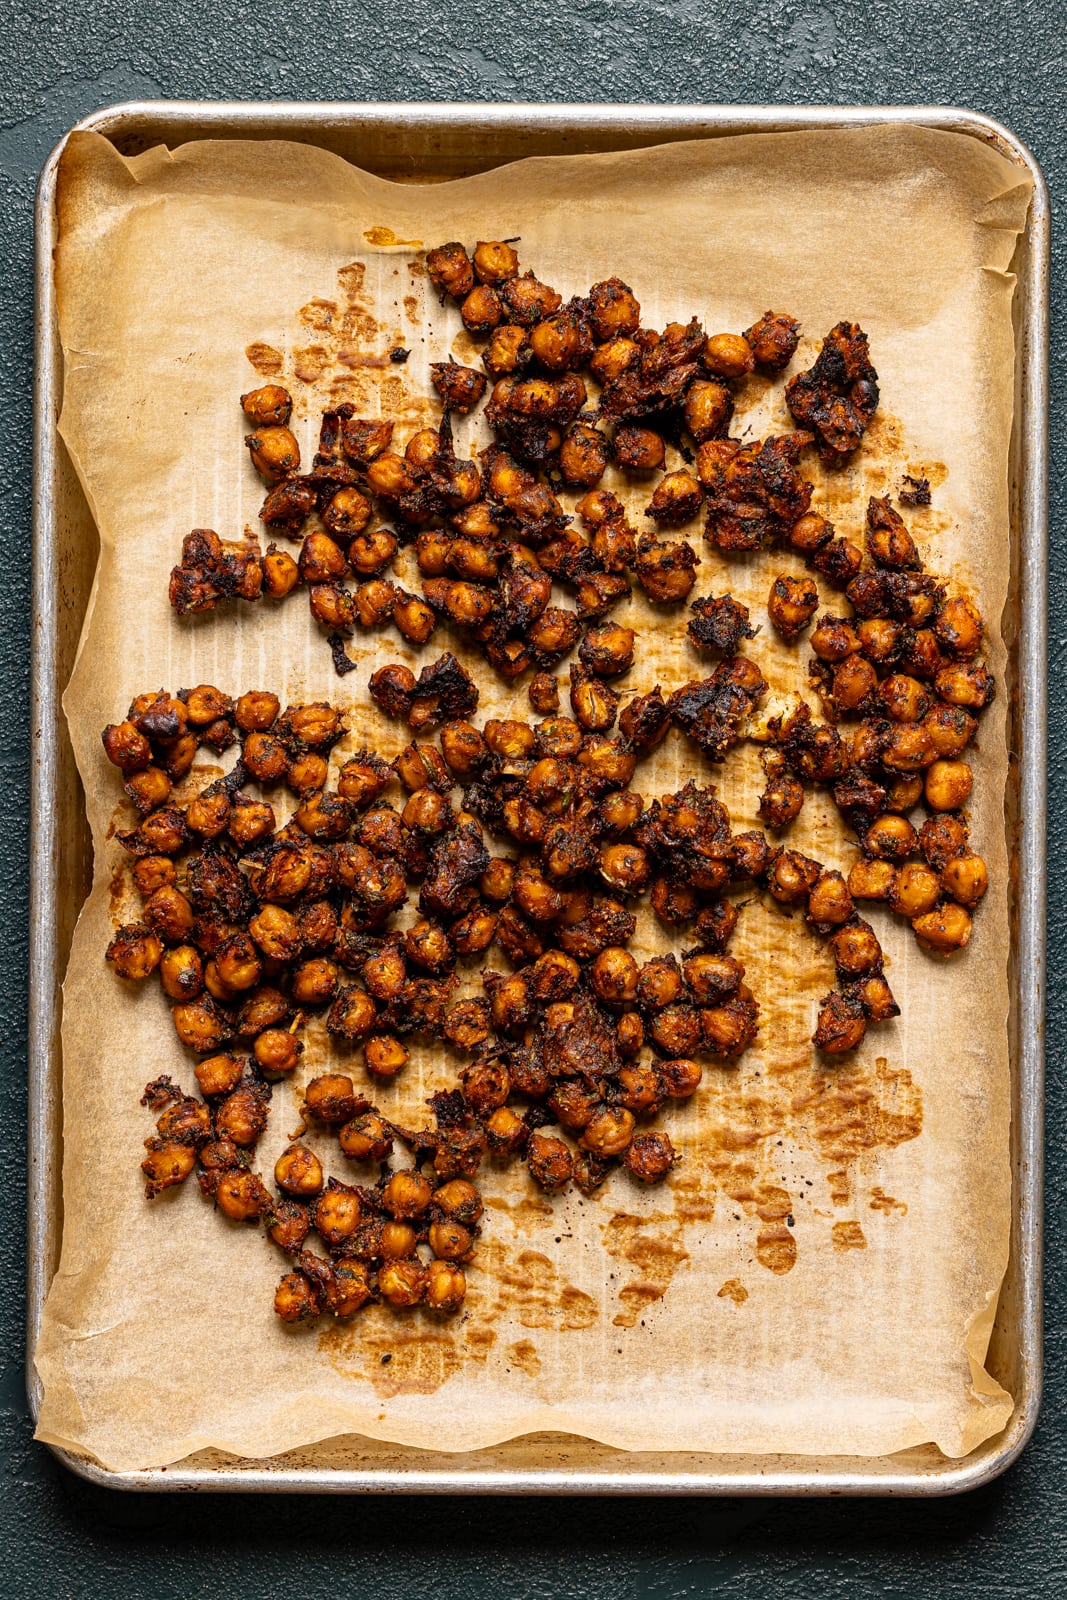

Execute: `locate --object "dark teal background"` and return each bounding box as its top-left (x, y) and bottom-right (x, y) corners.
top-left (2, 4), bottom-right (1061, 1594)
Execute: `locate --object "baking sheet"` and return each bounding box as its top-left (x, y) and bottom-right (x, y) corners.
top-left (33, 124), bottom-right (1031, 1473)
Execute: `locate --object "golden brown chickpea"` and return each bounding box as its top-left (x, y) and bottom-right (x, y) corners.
top-left (483, 323), bottom-right (530, 377)
top-left (889, 862), bottom-right (942, 918)
top-left (314, 1182), bottom-right (363, 1246)
top-left (530, 312), bottom-right (584, 371)
top-left (273, 1270), bottom-right (321, 1323)
top-left (341, 415), bottom-right (395, 465)
top-left (882, 724), bottom-right (936, 773)
top-left (382, 1169), bottom-right (433, 1220)
top-left (579, 1106), bottom-right (634, 1158)
top-left (215, 1170), bottom-right (267, 1223)
top-left (172, 996), bottom-right (232, 1053)
top-left (485, 1106), bottom-right (525, 1156)
top-left (214, 932), bottom-right (263, 992)
top-left (262, 544), bottom-right (301, 599)
top-left (159, 944), bottom-right (203, 1002)
top-left (241, 384), bottom-right (292, 426)
top-left (326, 987), bottom-right (377, 1041)
top-left (233, 692), bottom-right (280, 735)
top-left (924, 759), bottom-right (973, 812)
top-left (703, 332), bottom-right (755, 379)
top-left (291, 957), bottom-right (340, 1006)
top-left (526, 1132), bottom-right (574, 1192)
top-left (589, 946), bottom-right (640, 1006)
top-left (124, 765), bottom-right (174, 815)
top-left (813, 995), bottom-right (867, 1054)
top-left (106, 923), bottom-right (163, 981)
top-left (598, 843), bottom-right (651, 895)
top-left (304, 1073), bottom-right (366, 1125)
top-left (253, 1028), bottom-right (303, 1076)
top-left (832, 653), bottom-right (878, 712)
top-left (379, 1220), bottom-right (418, 1260)
top-left (913, 902), bottom-right (973, 955)
top-left (480, 857), bottom-right (516, 903)
top-left (810, 614), bottom-right (860, 662)
top-left (856, 617), bottom-right (902, 665)
top-left (766, 850), bottom-right (822, 903)
top-left (934, 661), bottom-right (996, 710)
top-left (483, 718), bottom-right (536, 759)
top-left (559, 421), bottom-right (610, 488)
top-left (426, 1259), bottom-right (467, 1313)
top-left (245, 425), bottom-right (299, 483)
top-left (829, 920), bottom-right (883, 978)
top-left (404, 919), bottom-right (454, 975)
top-left (847, 858), bottom-right (897, 901)
top-left (473, 240), bottom-right (519, 286)
top-left (634, 532), bottom-right (698, 604)
top-left (393, 591), bottom-right (437, 645)
top-left (878, 674), bottom-right (931, 724)
top-left (247, 905), bottom-right (299, 962)
top-left (140, 1139), bottom-right (196, 1197)
top-left (434, 1178), bottom-right (483, 1224)
top-left (487, 972), bottom-right (532, 1038)
top-left (275, 1144), bottom-right (324, 1198)
top-left (922, 702), bottom-right (977, 758)
top-left (347, 527), bottom-right (398, 576)
top-left (663, 1057), bottom-right (707, 1099)
top-left (885, 773), bottom-right (925, 813)
top-left (935, 596), bottom-right (984, 658)
top-left (569, 670), bottom-right (618, 732)
top-left (264, 1199), bottom-right (309, 1253)
top-left (461, 283), bottom-right (503, 334)
top-left (339, 1111), bottom-right (394, 1162)
top-left (143, 884), bottom-right (195, 943)
top-left (428, 1219), bottom-right (474, 1261)
top-left (744, 311), bottom-right (800, 371)
top-left (588, 276), bottom-right (641, 340)
top-left (941, 853), bottom-right (988, 907)
top-left (132, 856), bottom-right (176, 896)
top-left (684, 379), bottom-right (733, 443)
top-left (613, 1064), bottom-right (664, 1114)
top-left (364, 1034), bottom-right (410, 1079)
top-left (191, 1051), bottom-right (242, 1099)
top-left (683, 952), bottom-right (744, 1002)
top-left (864, 814), bottom-right (918, 862)
top-left (758, 772), bottom-right (804, 830)
top-left (427, 241), bottom-right (474, 300)
top-left (613, 424), bottom-right (665, 472)
top-left (646, 469), bottom-right (703, 526)
top-left (327, 1260), bottom-right (375, 1319)
top-left (636, 955), bottom-right (684, 1011)
top-left (589, 336), bottom-right (641, 384)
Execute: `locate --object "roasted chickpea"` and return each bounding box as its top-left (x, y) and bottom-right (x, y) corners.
top-left (245, 425), bottom-right (299, 483)
top-left (461, 283), bottom-right (503, 334)
top-left (684, 379), bottom-right (733, 443)
top-left (314, 1181), bottom-right (362, 1246)
top-left (480, 858), bottom-right (516, 902)
top-left (588, 276), bottom-right (641, 340)
top-left (253, 1028), bottom-right (303, 1075)
top-left (106, 923), bottom-right (163, 981)
top-left (393, 591), bottom-right (437, 645)
top-left (485, 1106), bottom-right (526, 1156)
top-left (659, 1057), bottom-right (703, 1098)
top-left (382, 1170), bottom-right (433, 1220)
top-left (922, 702), bottom-right (977, 758)
top-left (864, 814), bottom-right (918, 862)
top-left (275, 1144), bottom-right (324, 1198)
top-left (919, 813), bottom-right (970, 870)
top-left (433, 1178), bottom-right (483, 1224)
top-left (913, 903), bottom-right (973, 955)
top-left (744, 311), bottom-right (800, 371)
top-left (327, 1260), bottom-right (375, 1319)
top-left (829, 920), bottom-right (883, 978)
top-left (925, 759), bottom-right (973, 812)
top-left (579, 1106), bottom-right (635, 1158)
top-left (941, 853), bottom-right (988, 907)
top-left (590, 946), bottom-right (639, 1006)
top-left (473, 240), bottom-right (519, 286)
top-left (589, 336), bottom-right (640, 384)
top-left (759, 772), bottom-right (804, 830)
top-left (339, 1112), bottom-right (394, 1162)
top-left (847, 858), bottom-right (897, 901)
top-left (159, 944), bottom-right (204, 1001)
top-left (614, 425), bottom-right (665, 472)
top-left (624, 1131), bottom-right (676, 1184)
top-left (813, 994), bottom-right (867, 1054)
top-left (425, 1259), bottom-right (467, 1313)
top-left (832, 654), bottom-right (878, 712)
top-left (241, 384), bottom-right (292, 426)
top-left (526, 1132), bottom-right (574, 1192)
top-left (215, 1170), bottom-right (267, 1223)
top-left (810, 614), bottom-right (861, 662)
top-left (768, 575), bottom-right (819, 641)
top-left (304, 1073), bottom-right (366, 1124)
top-left (935, 596), bottom-right (984, 658)
top-left (889, 862), bottom-right (942, 918)
top-left (427, 241), bottom-right (474, 300)
top-left (364, 1035), bottom-right (410, 1078)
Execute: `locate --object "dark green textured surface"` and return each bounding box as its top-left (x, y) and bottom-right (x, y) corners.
top-left (3, 2), bottom-right (1062, 1594)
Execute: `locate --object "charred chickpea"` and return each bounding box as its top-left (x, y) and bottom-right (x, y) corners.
top-left (580, 1106), bottom-right (635, 1158)
top-left (941, 853), bottom-right (988, 907)
top-left (486, 1106), bottom-right (526, 1155)
top-left (569, 670), bottom-right (618, 732)
top-left (768, 574), bottom-right (819, 641)
top-left (588, 276), bottom-right (641, 341)
top-left (935, 596), bottom-right (984, 658)
top-left (744, 311), bottom-right (800, 371)
top-left (788, 511), bottom-right (834, 554)
top-left (624, 1131), bottom-right (676, 1184)
top-left (814, 995), bottom-right (867, 1055)
top-left (245, 426), bottom-right (300, 483)
top-left (253, 1028), bottom-right (303, 1076)
top-left (683, 953), bottom-right (744, 1002)
top-left (354, 579), bottom-right (400, 628)
top-left (889, 862), bottom-right (942, 918)
top-left (810, 614), bottom-right (861, 662)
top-left (287, 753), bottom-right (330, 799)
top-left (274, 1271), bottom-right (321, 1323)
top-left (526, 1132), bottom-right (574, 1192)
top-left (528, 672), bottom-right (559, 715)
top-left (106, 924), bottom-right (163, 981)
top-left (172, 997), bottom-right (232, 1053)
top-left (878, 674), bottom-right (930, 724)
top-left (935, 661), bottom-right (995, 710)
top-left (214, 932), bottom-right (263, 992)
top-left (881, 724), bottom-right (936, 773)
top-left (394, 741), bottom-right (450, 792)
top-left (427, 241), bottom-right (475, 300)
top-left (241, 384), bottom-right (292, 426)
top-left (579, 623), bottom-right (635, 678)
top-left (829, 920), bottom-right (883, 978)
top-left (832, 653), bottom-right (878, 712)
top-left (483, 323), bottom-right (530, 376)
top-left (759, 772), bottom-right (804, 829)
top-left (303, 1074), bottom-right (365, 1124)
top-left (559, 421), bottom-right (610, 488)
top-left (339, 1111), bottom-right (394, 1162)
top-left (125, 766), bottom-right (173, 814)
top-left (102, 720), bottom-right (151, 773)
top-left (924, 759), bottom-right (973, 812)
top-left (275, 1144), bottom-right (324, 1198)
top-left (648, 470), bottom-right (703, 524)
top-left (913, 903), bottom-right (973, 955)
top-left (766, 850), bottom-right (821, 903)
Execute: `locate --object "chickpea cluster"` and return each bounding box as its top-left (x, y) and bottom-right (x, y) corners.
top-left (140, 1070), bottom-right (478, 1322)
top-left (129, 245), bottom-right (996, 1321)
top-left (757, 495), bottom-right (991, 956)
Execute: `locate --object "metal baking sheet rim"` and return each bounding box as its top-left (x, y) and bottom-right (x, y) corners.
top-left (27, 100), bottom-right (1049, 1497)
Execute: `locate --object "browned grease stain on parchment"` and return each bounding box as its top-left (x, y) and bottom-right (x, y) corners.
top-left (244, 340), bottom-right (282, 375)
top-left (475, 1242), bottom-right (598, 1333)
top-left (602, 1212), bottom-right (691, 1327)
top-left (870, 1188), bottom-right (909, 1215)
top-left (363, 225), bottom-right (423, 248)
top-left (808, 411), bottom-right (953, 562)
top-left (508, 1339), bottom-right (542, 1377)
top-left (832, 1221), bottom-right (869, 1251)
top-left (717, 1278), bottom-right (749, 1304)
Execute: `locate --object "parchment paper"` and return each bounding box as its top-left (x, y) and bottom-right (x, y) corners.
top-left (34, 125), bottom-right (1032, 1472)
